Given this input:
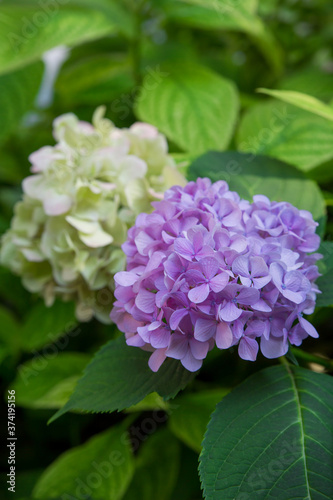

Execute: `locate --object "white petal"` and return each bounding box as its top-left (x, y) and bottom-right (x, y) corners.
top-left (79, 228), bottom-right (113, 248)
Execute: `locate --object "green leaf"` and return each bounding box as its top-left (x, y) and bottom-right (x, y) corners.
top-left (123, 429), bottom-right (180, 500)
top-left (169, 389), bottom-right (229, 453)
top-left (56, 54), bottom-right (134, 105)
top-left (33, 422), bottom-right (134, 500)
top-left (199, 364), bottom-right (333, 500)
top-left (278, 66), bottom-right (333, 102)
top-left (0, 306), bottom-right (21, 363)
top-left (0, 150), bottom-right (24, 184)
top-left (10, 353), bottom-right (89, 409)
top-left (258, 88), bottom-right (333, 122)
top-left (237, 100), bottom-right (333, 172)
top-left (125, 392), bottom-right (169, 413)
top-left (188, 151), bottom-right (326, 224)
top-left (0, 267), bottom-right (31, 314)
top-left (160, 0), bottom-right (282, 73)
top-left (21, 300), bottom-right (77, 351)
top-left (49, 336), bottom-right (195, 423)
top-left (0, 5), bottom-right (115, 75)
top-left (135, 64), bottom-right (239, 156)
top-left (0, 62), bottom-right (43, 145)
top-left (59, 0), bottom-right (133, 37)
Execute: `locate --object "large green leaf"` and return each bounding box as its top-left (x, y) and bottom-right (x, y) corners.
top-left (0, 5), bottom-right (115, 75)
top-left (33, 422), bottom-right (134, 500)
top-left (123, 429), bottom-right (180, 500)
top-left (135, 64), bottom-right (239, 155)
top-left (188, 151), bottom-right (326, 223)
top-left (316, 241), bottom-right (333, 308)
top-left (160, 0), bottom-right (282, 73)
top-left (55, 54), bottom-right (134, 105)
top-left (10, 352), bottom-right (89, 409)
top-left (49, 335), bottom-right (195, 423)
top-left (258, 88), bottom-right (333, 122)
top-left (199, 364), bottom-right (333, 500)
top-left (168, 389), bottom-right (228, 453)
top-left (0, 62), bottom-right (43, 145)
top-left (237, 100), bottom-right (333, 172)
top-left (20, 300), bottom-right (77, 351)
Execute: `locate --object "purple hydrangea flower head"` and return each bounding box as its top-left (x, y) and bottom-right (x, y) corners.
top-left (111, 178), bottom-right (321, 372)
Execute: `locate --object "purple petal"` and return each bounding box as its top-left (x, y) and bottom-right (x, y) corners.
top-left (238, 337), bottom-right (259, 361)
top-left (190, 338), bottom-right (209, 360)
top-left (250, 256), bottom-right (269, 278)
top-left (149, 348), bottom-right (167, 372)
top-left (210, 272), bottom-right (229, 293)
top-left (252, 276), bottom-right (271, 289)
top-left (298, 234), bottom-right (320, 253)
top-left (219, 301), bottom-right (242, 322)
top-left (284, 271), bottom-right (303, 291)
top-left (269, 262), bottom-right (284, 287)
top-left (134, 231), bottom-right (154, 256)
top-left (199, 257), bottom-right (219, 280)
top-left (166, 334), bottom-right (188, 359)
top-left (188, 283), bottom-right (210, 304)
top-left (126, 333), bottom-right (146, 347)
top-left (282, 289), bottom-right (304, 304)
top-left (215, 322), bottom-right (233, 349)
top-left (239, 276), bottom-right (252, 287)
top-left (150, 328), bottom-right (171, 349)
top-left (237, 287), bottom-right (260, 305)
top-left (260, 334), bottom-right (288, 358)
top-left (299, 316), bottom-right (319, 338)
top-left (135, 289), bottom-right (156, 313)
top-left (174, 238), bottom-right (194, 261)
top-left (194, 318), bottom-right (216, 341)
top-left (181, 350), bottom-right (203, 372)
top-left (170, 308), bottom-right (188, 330)
top-left (192, 230), bottom-right (204, 253)
top-left (115, 271), bottom-right (138, 287)
top-left (232, 255), bottom-right (250, 278)
top-left (252, 299), bottom-right (272, 312)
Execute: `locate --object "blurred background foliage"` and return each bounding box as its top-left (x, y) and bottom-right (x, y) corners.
top-left (0, 0), bottom-right (333, 499)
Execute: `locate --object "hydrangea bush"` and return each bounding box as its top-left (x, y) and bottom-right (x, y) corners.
top-left (1, 108), bottom-right (185, 322)
top-left (112, 178), bottom-right (321, 371)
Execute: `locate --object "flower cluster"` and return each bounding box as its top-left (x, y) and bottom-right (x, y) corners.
top-left (1, 108), bottom-right (185, 322)
top-left (111, 178), bottom-right (321, 372)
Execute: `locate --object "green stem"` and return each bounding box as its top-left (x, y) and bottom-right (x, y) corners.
top-left (291, 348), bottom-right (333, 370)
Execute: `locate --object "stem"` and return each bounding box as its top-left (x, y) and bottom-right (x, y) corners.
top-left (291, 348), bottom-right (333, 370)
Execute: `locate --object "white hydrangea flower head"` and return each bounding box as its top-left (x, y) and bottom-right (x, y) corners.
top-left (1, 107), bottom-right (186, 322)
